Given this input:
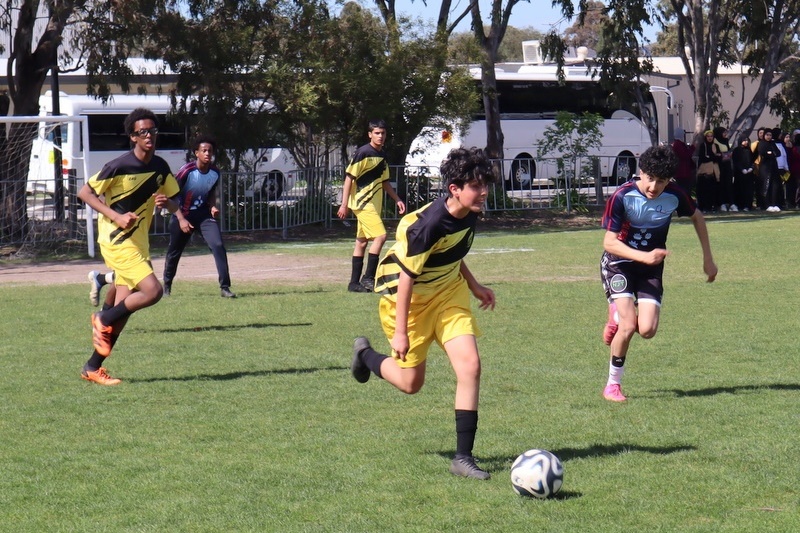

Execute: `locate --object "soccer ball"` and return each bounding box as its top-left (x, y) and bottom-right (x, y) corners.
top-left (510, 449), bottom-right (564, 499)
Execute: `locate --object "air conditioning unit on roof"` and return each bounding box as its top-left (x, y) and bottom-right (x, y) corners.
top-left (522, 40), bottom-right (545, 65)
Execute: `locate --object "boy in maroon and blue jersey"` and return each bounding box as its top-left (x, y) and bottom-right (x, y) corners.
top-left (600, 145), bottom-right (718, 402)
top-left (162, 134), bottom-right (235, 298)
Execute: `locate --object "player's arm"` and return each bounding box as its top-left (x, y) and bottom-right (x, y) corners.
top-left (460, 261), bottom-right (495, 310)
top-left (390, 271), bottom-right (414, 361)
top-left (78, 183), bottom-right (139, 229)
top-left (690, 210), bottom-right (718, 282)
top-left (603, 230), bottom-right (669, 266)
top-left (382, 180), bottom-right (406, 215)
top-left (337, 174), bottom-right (355, 219)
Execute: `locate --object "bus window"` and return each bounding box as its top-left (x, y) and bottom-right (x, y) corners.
top-left (86, 114), bottom-right (188, 151)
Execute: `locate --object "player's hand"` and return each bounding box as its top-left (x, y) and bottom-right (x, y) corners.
top-left (704, 259), bottom-right (718, 282)
top-left (472, 284), bottom-right (496, 311)
top-left (397, 200), bottom-right (406, 215)
top-left (390, 332), bottom-right (409, 362)
top-left (114, 212), bottom-right (139, 229)
top-left (153, 193), bottom-right (169, 208)
top-left (644, 248), bottom-right (670, 266)
top-left (211, 206), bottom-right (219, 219)
top-left (336, 205), bottom-right (348, 219)
top-left (180, 219), bottom-right (194, 233)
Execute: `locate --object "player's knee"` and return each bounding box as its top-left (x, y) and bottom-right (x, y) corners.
top-left (396, 373), bottom-right (425, 394)
top-left (617, 322), bottom-right (637, 339)
top-left (638, 325), bottom-right (658, 339)
top-left (397, 380), bottom-right (424, 395)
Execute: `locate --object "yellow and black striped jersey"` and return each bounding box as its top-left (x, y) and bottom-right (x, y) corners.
top-left (88, 151), bottom-right (179, 258)
top-left (376, 196), bottom-right (477, 303)
top-left (344, 143), bottom-right (389, 211)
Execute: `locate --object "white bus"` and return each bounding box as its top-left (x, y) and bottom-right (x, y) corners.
top-left (27, 91), bottom-right (298, 199)
top-left (408, 47), bottom-right (672, 188)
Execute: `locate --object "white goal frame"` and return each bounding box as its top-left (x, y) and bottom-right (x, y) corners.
top-left (1, 115), bottom-right (94, 256)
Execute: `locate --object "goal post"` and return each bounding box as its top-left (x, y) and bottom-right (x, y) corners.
top-left (0, 115), bottom-right (94, 257)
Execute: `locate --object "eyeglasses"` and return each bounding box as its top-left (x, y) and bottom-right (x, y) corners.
top-left (133, 127), bottom-right (159, 137)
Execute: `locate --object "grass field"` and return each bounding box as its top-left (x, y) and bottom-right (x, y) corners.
top-left (1, 214), bottom-right (799, 532)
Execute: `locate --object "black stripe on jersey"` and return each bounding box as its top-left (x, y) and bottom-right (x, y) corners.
top-left (376, 271), bottom-right (401, 295)
top-left (108, 173), bottom-right (164, 215)
top-left (109, 215), bottom-right (146, 245)
top-left (405, 205), bottom-right (475, 266)
top-left (354, 186), bottom-right (381, 211)
top-left (355, 160), bottom-right (387, 189)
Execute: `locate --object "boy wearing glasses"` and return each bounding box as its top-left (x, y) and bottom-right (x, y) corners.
top-left (77, 108), bottom-right (186, 385)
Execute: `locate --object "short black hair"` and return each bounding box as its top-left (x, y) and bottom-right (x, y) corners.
top-left (440, 147), bottom-right (497, 193)
top-left (638, 145), bottom-right (678, 180)
top-left (368, 119), bottom-right (387, 131)
top-left (124, 108), bottom-right (158, 136)
top-left (191, 134), bottom-right (217, 153)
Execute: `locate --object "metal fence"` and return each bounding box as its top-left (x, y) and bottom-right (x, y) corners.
top-left (6, 155), bottom-right (630, 251)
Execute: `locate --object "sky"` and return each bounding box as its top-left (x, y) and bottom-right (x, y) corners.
top-left (393, 0), bottom-right (659, 43)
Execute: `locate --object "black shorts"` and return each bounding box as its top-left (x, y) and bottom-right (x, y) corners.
top-left (600, 252), bottom-right (664, 305)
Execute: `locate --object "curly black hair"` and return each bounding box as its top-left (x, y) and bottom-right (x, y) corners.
top-left (191, 134), bottom-right (217, 153)
top-left (638, 145), bottom-right (678, 180)
top-left (440, 147), bottom-right (497, 194)
top-left (123, 108), bottom-right (158, 136)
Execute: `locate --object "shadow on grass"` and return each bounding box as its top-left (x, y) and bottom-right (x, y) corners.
top-left (133, 321), bottom-right (313, 333)
top-left (437, 442), bottom-right (695, 478)
top-left (127, 365), bottom-right (348, 383)
top-left (652, 382), bottom-right (800, 398)
top-left (226, 288), bottom-right (333, 298)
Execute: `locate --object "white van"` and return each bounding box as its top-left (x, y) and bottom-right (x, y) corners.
top-left (27, 91), bottom-right (190, 195)
top-left (27, 92), bottom-right (299, 199)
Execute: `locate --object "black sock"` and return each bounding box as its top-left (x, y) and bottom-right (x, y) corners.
top-left (85, 351), bottom-right (106, 371)
top-left (85, 334), bottom-right (120, 371)
top-left (455, 409), bottom-right (479, 458)
top-left (360, 346), bottom-right (389, 379)
top-left (97, 273), bottom-right (110, 288)
top-left (363, 253), bottom-right (380, 280)
top-left (350, 256), bottom-right (364, 284)
top-left (100, 302), bottom-right (132, 325)
top-left (611, 356), bottom-right (625, 367)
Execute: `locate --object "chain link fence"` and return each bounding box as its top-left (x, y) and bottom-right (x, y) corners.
top-left (3, 155), bottom-right (630, 255)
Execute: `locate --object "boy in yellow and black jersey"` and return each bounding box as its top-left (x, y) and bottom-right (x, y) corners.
top-left (337, 119), bottom-right (405, 292)
top-left (351, 146), bottom-right (497, 480)
top-left (77, 108), bottom-right (187, 386)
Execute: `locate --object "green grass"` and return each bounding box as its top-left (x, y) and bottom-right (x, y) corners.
top-left (1, 215), bottom-right (799, 532)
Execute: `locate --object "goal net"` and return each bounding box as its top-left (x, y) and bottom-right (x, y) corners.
top-left (0, 115), bottom-right (91, 258)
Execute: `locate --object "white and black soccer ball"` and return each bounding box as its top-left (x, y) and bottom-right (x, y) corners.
top-left (510, 449), bottom-right (564, 499)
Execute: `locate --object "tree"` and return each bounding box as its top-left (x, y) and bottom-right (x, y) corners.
top-left (468, 0), bottom-right (576, 162)
top-left (564, 1), bottom-right (609, 50)
top-left (468, 0), bottom-right (526, 160)
top-left (1, 2), bottom-right (111, 242)
top-left (536, 111), bottom-right (604, 211)
top-left (560, 0), bottom-right (800, 143)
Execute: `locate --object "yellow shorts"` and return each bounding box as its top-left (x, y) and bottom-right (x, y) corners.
top-left (100, 246), bottom-right (154, 290)
top-left (379, 281), bottom-right (480, 368)
top-left (353, 203), bottom-right (386, 240)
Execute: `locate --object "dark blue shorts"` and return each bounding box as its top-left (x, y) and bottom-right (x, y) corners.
top-left (600, 252), bottom-right (664, 305)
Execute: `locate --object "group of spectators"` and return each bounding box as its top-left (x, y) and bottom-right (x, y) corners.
top-left (670, 126), bottom-right (800, 213)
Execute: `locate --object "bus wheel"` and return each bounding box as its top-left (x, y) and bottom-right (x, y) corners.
top-left (611, 152), bottom-right (636, 185)
top-left (507, 156), bottom-right (534, 190)
top-left (261, 171), bottom-right (284, 200)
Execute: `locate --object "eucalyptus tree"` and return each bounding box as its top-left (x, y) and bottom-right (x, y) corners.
top-left (555, 0), bottom-right (800, 140)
